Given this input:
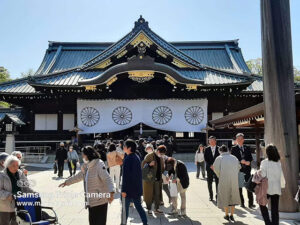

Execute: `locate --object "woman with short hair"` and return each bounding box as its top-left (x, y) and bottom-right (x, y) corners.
top-left (213, 145), bottom-right (241, 222)
top-left (0, 153), bottom-right (9, 172)
top-left (59, 146), bottom-right (115, 225)
top-left (0, 155), bottom-right (34, 225)
top-left (107, 143), bottom-right (124, 192)
top-left (67, 145), bottom-right (80, 177)
top-left (11, 151), bottom-right (28, 176)
top-left (259, 144), bottom-right (285, 225)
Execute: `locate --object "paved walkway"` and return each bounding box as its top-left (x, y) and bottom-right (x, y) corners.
top-left (26, 163), bottom-right (299, 225)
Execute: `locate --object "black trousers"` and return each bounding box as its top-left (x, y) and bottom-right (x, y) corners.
top-left (207, 168), bottom-right (218, 199)
top-left (259, 195), bottom-right (279, 225)
top-left (196, 162), bottom-right (205, 178)
top-left (240, 172), bottom-right (254, 206)
top-left (88, 203), bottom-right (108, 225)
top-left (57, 161), bottom-right (64, 177)
top-left (67, 160), bottom-right (77, 176)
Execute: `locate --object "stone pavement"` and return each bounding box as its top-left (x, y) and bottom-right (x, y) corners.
top-left (26, 163), bottom-right (299, 225)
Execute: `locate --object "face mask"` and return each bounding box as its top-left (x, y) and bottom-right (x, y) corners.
top-left (83, 158), bottom-right (89, 164)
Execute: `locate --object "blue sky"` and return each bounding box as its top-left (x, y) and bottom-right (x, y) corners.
top-left (0, 0), bottom-right (299, 79)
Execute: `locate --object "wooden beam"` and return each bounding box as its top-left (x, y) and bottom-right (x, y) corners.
top-left (261, 0), bottom-right (299, 212)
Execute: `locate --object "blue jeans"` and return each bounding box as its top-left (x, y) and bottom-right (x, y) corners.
top-left (121, 196), bottom-right (147, 225)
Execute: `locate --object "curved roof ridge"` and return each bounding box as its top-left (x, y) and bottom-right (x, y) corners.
top-left (80, 16), bottom-right (205, 70)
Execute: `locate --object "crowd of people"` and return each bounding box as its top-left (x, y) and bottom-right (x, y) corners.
top-left (0, 151), bottom-right (31, 225)
top-left (200, 134), bottom-right (286, 225)
top-left (0, 133), bottom-right (287, 225)
top-left (57, 135), bottom-right (188, 225)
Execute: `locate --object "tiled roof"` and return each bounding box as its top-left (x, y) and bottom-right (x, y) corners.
top-left (0, 113), bottom-right (26, 125)
top-left (0, 108), bottom-right (24, 123)
top-left (245, 76), bottom-right (263, 92)
top-left (36, 49), bottom-right (104, 74)
top-left (33, 71), bottom-right (103, 86)
top-left (0, 16), bottom-right (263, 94)
top-left (34, 17), bottom-right (250, 75)
top-left (180, 49), bottom-right (236, 72)
top-left (178, 70), bottom-right (250, 84)
top-left (0, 69), bottom-right (257, 94)
top-left (0, 79), bottom-right (35, 93)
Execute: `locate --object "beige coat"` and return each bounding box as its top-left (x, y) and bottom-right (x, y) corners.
top-left (107, 150), bottom-right (124, 168)
top-left (141, 152), bottom-right (165, 205)
top-left (213, 152), bottom-right (241, 208)
top-left (0, 169), bottom-right (34, 212)
top-left (65, 158), bottom-right (114, 208)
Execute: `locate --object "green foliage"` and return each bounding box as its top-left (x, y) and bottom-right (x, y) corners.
top-left (0, 101), bottom-right (10, 108)
top-left (246, 58), bottom-right (263, 76)
top-left (294, 67), bottom-right (300, 77)
top-left (294, 76), bottom-right (300, 82)
top-left (246, 58), bottom-right (300, 81)
top-left (0, 67), bottom-right (11, 107)
top-left (0, 66), bottom-right (11, 83)
top-left (21, 68), bottom-right (35, 78)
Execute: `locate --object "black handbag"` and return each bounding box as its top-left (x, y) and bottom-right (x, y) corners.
top-left (53, 162), bottom-right (57, 174)
top-left (244, 174), bottom-right (256, 193)
top-left (142, 164), bottom-right (156, 183)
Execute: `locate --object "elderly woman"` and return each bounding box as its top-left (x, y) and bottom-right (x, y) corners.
top-left (0, 155), bottom-right (34, 225)
top-left (67, 145), bottom-right (80, 177)
top-left (142, 145), bottom-right (166, 215)
top-left (11, 151), bottom-right (28, 176)
top-left (59, 146), bottom-right (115, 225)
top-left (213, 145), bottom-right (241, 222)
top-left (0, 153), bottom-right (9, 171)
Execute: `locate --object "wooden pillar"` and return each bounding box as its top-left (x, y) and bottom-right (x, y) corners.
top-left (261, 0), bottom-right (299, 212)
top-left (58, 111), bottom-right (63, 131)
top-left (255, 126), bottom-right (261, 168)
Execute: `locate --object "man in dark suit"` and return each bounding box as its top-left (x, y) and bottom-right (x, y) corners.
top-left (231, 133), bottom-right (255, 209)
top-left (204, 136), bottom-right (220, 201)
top-left (55, 142), bottom-right (67, 178)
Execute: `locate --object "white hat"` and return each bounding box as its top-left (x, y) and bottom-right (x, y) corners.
top-left (60, 142), bottom-right (64, 146)
top-left (145, 144), bottom-right (154, 151)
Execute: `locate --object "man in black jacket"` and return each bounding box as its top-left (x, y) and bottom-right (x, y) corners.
top-left (55, 142), bottom-right (67, 178)
top-left (231, 133), bottom-right (255, 209)
top-left (166, 158), bottom-right (189, 216)
top-left (204, 136), bottom-right (220, 201)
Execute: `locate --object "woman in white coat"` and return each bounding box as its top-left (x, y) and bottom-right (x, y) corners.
top-left (213, 145), bottom-right (241, 222)
top-left (259, 144), bottom-right (285, 225)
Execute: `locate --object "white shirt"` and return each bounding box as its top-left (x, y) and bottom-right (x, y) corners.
top-left (238, 145), bottom-right (245, 155)
top-left (260, 159), bottom-right (286, 195)
top-left (195, 151), bottom-right (204, 162)
top-left (211, 146), bottom-right (216, 156)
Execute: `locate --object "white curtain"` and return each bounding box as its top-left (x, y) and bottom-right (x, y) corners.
top-left (77, 99), bottom-right (208, 134)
